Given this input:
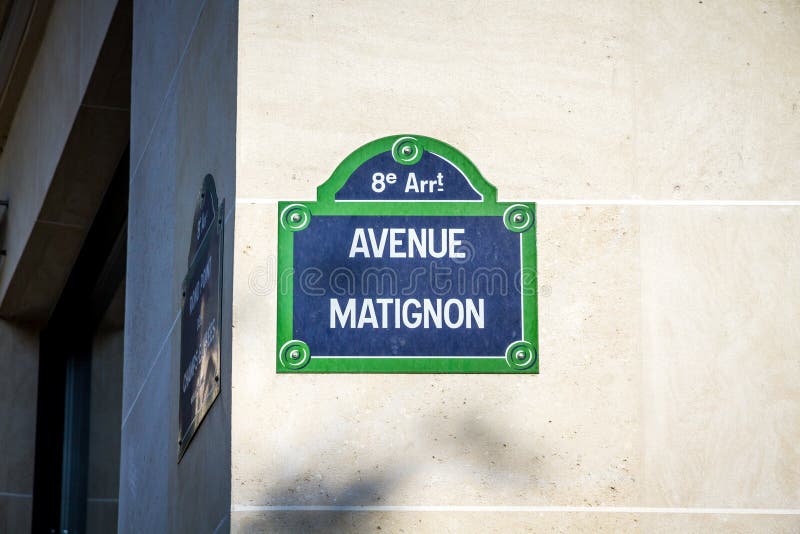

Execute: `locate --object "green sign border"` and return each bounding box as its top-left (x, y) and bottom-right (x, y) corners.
top-left (277, 135), bottom-right (538, 373)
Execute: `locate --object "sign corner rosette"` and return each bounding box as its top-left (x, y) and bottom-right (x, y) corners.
top-left (277, 135), bottom-right (538, 374)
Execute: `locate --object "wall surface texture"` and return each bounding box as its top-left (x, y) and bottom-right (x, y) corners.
top-left (233, 1), bottom-right (800, 532)
top-left (0, 321), bottom-right (37, 533)
top-left (0, 0), bottom-right (119, 531)
top-left (120, 0), bottom-right (237, 532)
top-left (87, 289), bottom-right (125, 533)
top-left (0, 0), bottom-right (120, 322)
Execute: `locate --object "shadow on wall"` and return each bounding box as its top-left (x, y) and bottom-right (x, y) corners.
top-left (237, 475), bottom-right (396, 533)
top-left (239, 410), bottom-right (545, 533)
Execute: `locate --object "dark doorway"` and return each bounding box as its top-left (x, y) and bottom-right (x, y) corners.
top-left (31, 147), bottom-right (129, 534)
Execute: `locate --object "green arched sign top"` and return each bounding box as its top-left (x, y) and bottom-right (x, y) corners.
top-left (316, 135), bottom-right (497, 205)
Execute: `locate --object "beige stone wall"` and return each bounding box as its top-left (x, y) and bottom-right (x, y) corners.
top-left (0, 1), bottom-right (119, 531)
top-left (120, 0), bottom-right (237, 532)
top-left (87, 289), bottom-right (125, 534)
top-left (0, 320), bottom-right (37, 533)
top-left (233, 1), bottom-right (800, 532)
top-left (0, 0), bottom-right (119, 319)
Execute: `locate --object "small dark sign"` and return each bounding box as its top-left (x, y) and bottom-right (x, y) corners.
top-left (179, 175), bottom-right (223, 460)
top-left (277, 135), bottom-right (538, 373)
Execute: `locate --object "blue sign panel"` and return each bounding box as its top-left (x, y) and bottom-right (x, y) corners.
top-left (293, 216), bottom-right (523, 357)
top-left (277, 135), bottom-right (538, 373)
top-left (180, 175), bottom-right (223, 459)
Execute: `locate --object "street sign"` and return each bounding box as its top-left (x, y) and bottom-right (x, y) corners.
top-left (277, 135), bottom-right (538, 373)
top-left (179, 174), bottom-right (223, 459)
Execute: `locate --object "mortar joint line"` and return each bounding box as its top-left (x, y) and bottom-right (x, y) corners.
top-left (229, 505), bottom-right (800, 515)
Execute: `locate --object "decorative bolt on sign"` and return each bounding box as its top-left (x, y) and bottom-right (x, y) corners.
top-left (277, 135), bottom-right (538, 373)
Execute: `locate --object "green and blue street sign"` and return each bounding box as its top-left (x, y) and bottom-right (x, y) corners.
top-left (277, 135), bottom-right (538, 373)
top-left (180, 175), bottom-right (223, 459)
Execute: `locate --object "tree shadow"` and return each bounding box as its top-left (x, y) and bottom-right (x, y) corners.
top-left (240, 407), bottom-right (547, 533)
top-left (236, 472), bottom-right (402, 533)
